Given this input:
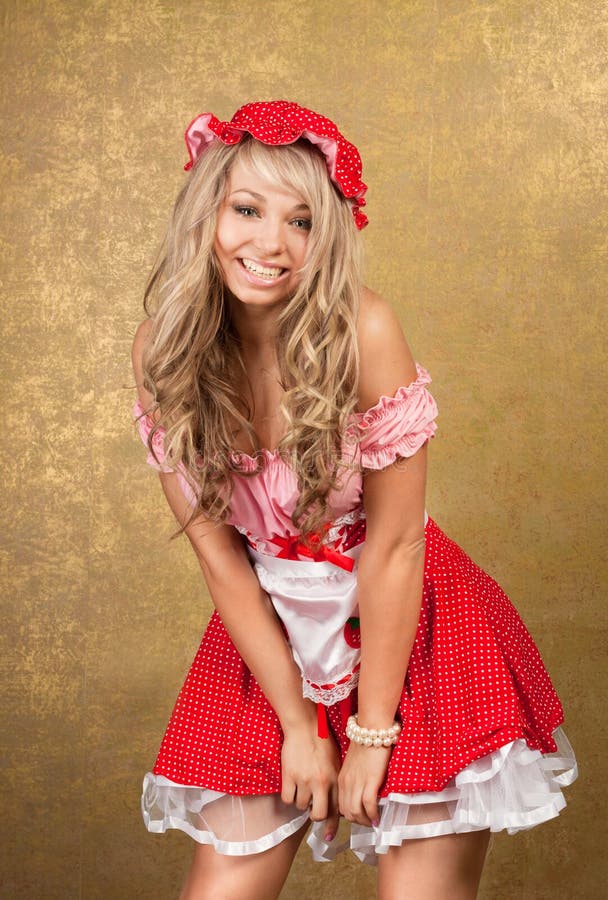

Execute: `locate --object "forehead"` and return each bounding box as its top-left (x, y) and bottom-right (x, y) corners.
top-left (225, 157), bottom-right (308, 205)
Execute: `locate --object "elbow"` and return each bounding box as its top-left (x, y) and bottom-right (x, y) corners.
top-left (387, 534), bottom-right (427, 569)
top-left (358, 530), bottom-right (426, 573)
top-left (187, 528), bottom-right (250, 586)
top-left (197, 545), bottom-right (246, 587)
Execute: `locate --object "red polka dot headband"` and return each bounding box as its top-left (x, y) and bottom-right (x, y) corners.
top-left (184, 100), bottom-right (368, 230)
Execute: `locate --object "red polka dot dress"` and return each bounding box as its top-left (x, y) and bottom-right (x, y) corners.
top-left (133, 364), bottom-right (577, 863)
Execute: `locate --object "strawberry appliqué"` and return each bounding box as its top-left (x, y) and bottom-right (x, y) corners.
top-left (344, 617), bottom-right (361, 649)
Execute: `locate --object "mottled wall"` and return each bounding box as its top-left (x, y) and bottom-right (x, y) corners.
top-left (1, 1), bottom-right (605, 897)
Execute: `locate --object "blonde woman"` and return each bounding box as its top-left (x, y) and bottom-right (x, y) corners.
top-left (132, 101), bottom-right (577, 900)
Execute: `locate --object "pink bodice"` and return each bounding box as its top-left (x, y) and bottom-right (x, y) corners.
top-left (132, 363), bottom-right (438, 552)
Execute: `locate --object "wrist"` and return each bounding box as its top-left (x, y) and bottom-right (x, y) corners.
top-left (356, 705), bottom-right (400, 729)
top-left (279, 697), bottom-right (317, 735)
top-left (346, 714), bottom-right (401, 748)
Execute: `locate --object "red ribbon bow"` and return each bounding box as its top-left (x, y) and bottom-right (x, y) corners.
top-left (268, 531), bottom-right (355, 572)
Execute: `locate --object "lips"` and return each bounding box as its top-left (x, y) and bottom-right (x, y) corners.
top-left (240, 258), bottom-right (286, 279)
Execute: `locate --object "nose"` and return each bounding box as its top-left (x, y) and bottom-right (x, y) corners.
top-left (256, 216), bottom-right (286, 257)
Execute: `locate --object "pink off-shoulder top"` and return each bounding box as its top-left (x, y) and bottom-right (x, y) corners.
top-left (133, 363), bottom-right (438, 556)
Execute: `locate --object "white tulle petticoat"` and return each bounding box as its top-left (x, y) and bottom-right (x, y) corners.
top-left (141, 726), bottom-right (577, 865)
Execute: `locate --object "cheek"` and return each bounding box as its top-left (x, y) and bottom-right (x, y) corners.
top-left (213, 220), bottom-right (231, 259)
top-left (214, 210), bottom-right (244, 258)
top-left (291, 235), bottom-right (310, 270)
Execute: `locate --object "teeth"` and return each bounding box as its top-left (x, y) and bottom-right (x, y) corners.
top-left (242, 259), bottom-right (284, 278)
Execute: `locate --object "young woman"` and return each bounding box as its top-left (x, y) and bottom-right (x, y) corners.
top-left (132, 101), bottom-right (577, 899)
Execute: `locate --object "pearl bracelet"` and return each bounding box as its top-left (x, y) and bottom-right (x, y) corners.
top-left (346, 714), bottom-right (401, 748)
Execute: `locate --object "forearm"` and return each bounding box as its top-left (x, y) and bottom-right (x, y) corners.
top-left (157, 471), bottom-right (315, 734)
top-left (198, 541), bottom-right (316, 734)
top-left (356, 538), bottom-right (425, 725)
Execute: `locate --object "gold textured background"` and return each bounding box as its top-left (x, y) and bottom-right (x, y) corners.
top-left (1, 1), bottom-right (605, 897)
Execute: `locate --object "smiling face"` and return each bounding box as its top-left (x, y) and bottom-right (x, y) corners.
top-left (213, 157), bottom-right (312, 309)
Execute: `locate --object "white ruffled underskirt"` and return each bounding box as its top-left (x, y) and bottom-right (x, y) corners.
top-left (141, 726), bottom-right (577, 865)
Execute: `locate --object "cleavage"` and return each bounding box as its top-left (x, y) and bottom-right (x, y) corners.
top-left (232, 368), bottom-right (287, 453)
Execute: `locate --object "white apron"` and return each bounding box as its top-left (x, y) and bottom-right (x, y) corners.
top-left (247, 541), bottom-right (364, 706)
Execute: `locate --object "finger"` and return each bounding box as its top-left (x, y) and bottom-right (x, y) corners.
top-left (351, 800), bottom-right (372, 828)
top-left (322, 783), bottom-right (340, 842)
top-left (309, 784), bottom-right (328, 824)
top-left (337, 782), bottom-right (347, 819)
top-left (339, 785), bottom-right (370, 827)
top-left (362, 790), bottom-right (380, 828)
top-left (280, 775), bottom-right (296, 807)
top-left (294, 783), bottom-right (313, 811)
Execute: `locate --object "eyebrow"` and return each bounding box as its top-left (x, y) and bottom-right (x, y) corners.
top-left (229, 188), bottom-right (310, 212)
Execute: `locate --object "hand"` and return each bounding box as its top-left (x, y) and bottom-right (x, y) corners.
top-left (338, 741), bottom-right (391, 826)
top-left (280, 722), bottom-right (341, 841)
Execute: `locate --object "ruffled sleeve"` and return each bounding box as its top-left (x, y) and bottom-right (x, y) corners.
top-left (132, 399), bottom-right (199, 506)
top-left (353, 363), bottom-right (438, 470)
top-left (132, 399), bottom-right (174, 472)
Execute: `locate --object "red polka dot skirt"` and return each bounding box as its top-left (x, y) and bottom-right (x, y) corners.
top-left (150, 517), bottom-right (566, 796)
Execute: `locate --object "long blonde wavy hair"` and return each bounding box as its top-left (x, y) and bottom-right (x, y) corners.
top-left (141, 136), bottom-right (363, 546)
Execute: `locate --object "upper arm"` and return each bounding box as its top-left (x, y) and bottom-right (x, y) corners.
top-left (131, 317), bottom-right (246, 569)
top-left (158, 467), bottom-right (248, 581)
top-left (356, 289), bottom-right (428, 554)
top-left (356, 288), bottom-right (418, 412)
top-left (132, 318), bottom-right (155, 409)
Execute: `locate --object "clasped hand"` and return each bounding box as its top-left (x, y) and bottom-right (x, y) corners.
top-left (281, 726), bottom-right (391, 839)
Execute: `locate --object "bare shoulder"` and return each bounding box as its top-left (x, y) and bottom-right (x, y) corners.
top-left (131, 318), bottom-right (154, 406)
top-left (356, 287), bottom-right (418, 411)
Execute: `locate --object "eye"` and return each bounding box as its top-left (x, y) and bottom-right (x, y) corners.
top-left (233, 205), bottom-right (259, 218)
top-left (291, 217), bottom-right (312, 231)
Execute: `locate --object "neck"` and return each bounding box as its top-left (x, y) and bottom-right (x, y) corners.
top-left (228, 297), bottom-right (283, 351)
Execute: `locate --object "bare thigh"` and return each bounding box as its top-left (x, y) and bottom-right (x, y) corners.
top-left (178, 822), bottom-right (310, 900)
top-left (377, 829), bottom-right (491, 900)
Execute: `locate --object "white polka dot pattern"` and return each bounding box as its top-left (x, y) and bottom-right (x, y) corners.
top-left (183, 100), bottom-right (369, 229)
top-left (151, 517), bottom-right (565, 795)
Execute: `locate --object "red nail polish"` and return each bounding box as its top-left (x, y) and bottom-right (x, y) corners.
top-left (372, 819), bottom-right (379, 828)
top-left (324, 832), bottom-right (335, 842)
